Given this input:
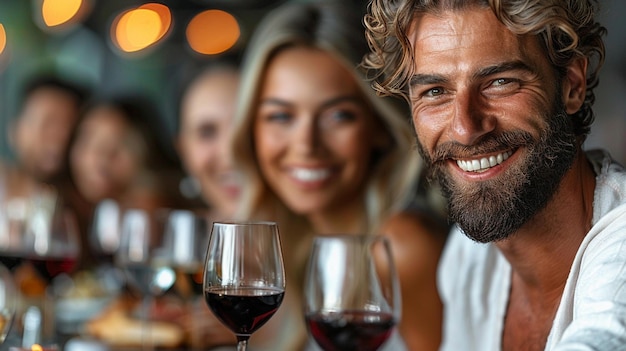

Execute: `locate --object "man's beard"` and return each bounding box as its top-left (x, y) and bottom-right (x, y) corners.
top-left (418, 103), bottom-right (578, 243)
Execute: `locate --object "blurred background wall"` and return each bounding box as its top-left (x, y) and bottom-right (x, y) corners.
top-left (0, 0), bottom-right (624, 164)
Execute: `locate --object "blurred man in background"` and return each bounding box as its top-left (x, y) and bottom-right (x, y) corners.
top-left (2, 74), bottom-right (87, 195)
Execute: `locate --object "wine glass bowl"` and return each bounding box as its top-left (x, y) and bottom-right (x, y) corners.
top-left (165, 210), bottom-right (208, 297)
top-left (23, 205), bottom-right (80, 283)
top-left (116, 209), bottom-right (176, 297)
top-left (304, 234), bottom-right (400, 351)
top-left (203, 221), bottom-right (286, 351)
top-left (90, 199), bottom-right (122, 259)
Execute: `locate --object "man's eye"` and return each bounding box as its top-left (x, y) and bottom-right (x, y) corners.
top-left (424, 87), bottom-right (444, 97)
top-left (492, 78), bottom-right (513, 86)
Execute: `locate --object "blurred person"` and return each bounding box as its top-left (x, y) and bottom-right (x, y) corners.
top-left (1, 74), bottom-right (87, 204)
top-left (229, 1), bottom-right (447, 350)
top-left (363, 0), bottom-right (626, 350)
top-left (69, 94), bottom-right (180, 213)
top-left (177, 63), bottom-right (242, 220)
top-left (0, 74), bottom-right (87, 292)
top-left (68, 94), bottom-right (188, 268)
top-left (173, 63), bottom-right (246, 348)
top-left (71, 94), bottom-right (191, 348)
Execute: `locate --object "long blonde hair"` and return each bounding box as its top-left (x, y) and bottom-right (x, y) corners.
top-left (232, 1), bottom-right (420, 236)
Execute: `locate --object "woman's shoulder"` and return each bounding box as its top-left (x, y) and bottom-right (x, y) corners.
top-left (380, 208), bottom-right (448, 244)
top-left (378, 209), bottom-right (448, 266)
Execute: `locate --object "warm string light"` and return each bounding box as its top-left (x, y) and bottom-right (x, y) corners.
top-left (33, 1), bottom-right (240, 56)
top-left (41, 0), bottom-right (84, 27)
top-left (0, 24), bottom-right (6, 56)
top-left (111, 3), bottom-right (172, 53)
top-left (186, 9), bottom-right (240, 55)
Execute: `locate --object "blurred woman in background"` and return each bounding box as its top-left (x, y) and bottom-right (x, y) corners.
top-left (177, 63), bottom-right (243, 220)
top-left (231, 1), bottom-right (447, 350)
top-left (68, 94), bottom-right (187, 268)
top-left (174, 62), bottom-right (244, 348)
top-left (70, 94), bottom-right (181, 212)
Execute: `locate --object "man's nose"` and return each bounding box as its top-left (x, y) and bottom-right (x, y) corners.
top-left (448, 90), bottom-right (496, 145)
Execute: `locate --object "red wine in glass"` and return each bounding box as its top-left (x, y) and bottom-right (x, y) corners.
top-left (304, 235), bottom-right (401, 351)
top-left (306, 310), bottom-right (395, 351)
top-left (205, 287), bottom-right (284, 336)
top-left (203, 221), bottom-right (286, 351)
top-left (27, 256), bottom-right (78, 283)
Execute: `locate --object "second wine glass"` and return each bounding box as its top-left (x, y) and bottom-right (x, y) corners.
top-left (304, 234), bottom-right (401, 351)
top-left (116, 208), bottom-right (176, 351)
top-left (203, 221), bottom-right (286, 351)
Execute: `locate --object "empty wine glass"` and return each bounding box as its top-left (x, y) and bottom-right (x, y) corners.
top-left (304, 234), bottom-right (401, 351)
top-left (90, 199), bottom-right (122, 259)
top-left (164, 210), bottom-right (208, 298)
top-left (203, 221), bottom-right (286, 351)
top-left (0, 263), bottom-right (16, 345)
top-left (115, 208), bottom-right (176, 351)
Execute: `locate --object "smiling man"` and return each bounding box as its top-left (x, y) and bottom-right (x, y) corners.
top-left (363, 1), bottom-right (626, 350)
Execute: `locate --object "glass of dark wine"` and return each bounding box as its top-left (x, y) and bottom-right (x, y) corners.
top-left (0, 263), bottom-right (16, 345)
top-left (304, 234), bottom-right (401, 351)
top-left (203, 221), bottom-right (286, 351)
top-left (22, 201), bottom-right (81, 284)
top-left (0, 199), bottom-right (28, 271)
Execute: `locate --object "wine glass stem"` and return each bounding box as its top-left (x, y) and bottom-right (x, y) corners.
top-left (236, 338), bottom-right (249, 351)
top-left (142, 294), bottom-right (154, 351)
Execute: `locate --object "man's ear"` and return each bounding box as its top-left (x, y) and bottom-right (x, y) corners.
top-left (562, 56), bottom-right (588, 115)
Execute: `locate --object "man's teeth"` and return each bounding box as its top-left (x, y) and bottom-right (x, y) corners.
top-left (456, 151), bottom-right (512, 172)
top-left (291, 168), bottom-right (331, 182)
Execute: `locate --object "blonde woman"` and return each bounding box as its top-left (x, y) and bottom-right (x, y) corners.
top-left (231, 1), bottom-right (447, 350)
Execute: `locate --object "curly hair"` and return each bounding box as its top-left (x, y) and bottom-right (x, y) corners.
top-left (363, 0), bottom-right (606, 138)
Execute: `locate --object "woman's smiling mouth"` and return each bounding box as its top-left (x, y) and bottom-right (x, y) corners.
top-left (290, 167), bottom-right (332, 182)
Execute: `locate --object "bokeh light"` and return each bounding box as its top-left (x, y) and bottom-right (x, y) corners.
top-left (0, 24), bottom-right (6, 56)
top-left (138, 3), bottom-right (171, 42)
top-left (42, 0), bottom-right (83, 27)
top-left (186, 9), bottom-right (240, 55)
top-left (112, 4), bottom-right (172, 54)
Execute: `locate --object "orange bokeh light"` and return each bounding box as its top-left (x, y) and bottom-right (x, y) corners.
top-left (112, 5), bottom-right (171, 53)
top-left (42, 0), bottom-right (83, 27)
top-left (138, 3), bottom-right (171, 42)
top-left (0, 24), bottom-right (6, 56)
top-left (186, 10), bottom-right (240, 55)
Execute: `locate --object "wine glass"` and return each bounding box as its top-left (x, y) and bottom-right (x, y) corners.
top-left (165, 210), bottom-right (208, 298)
top-left (90, 199), bottom-right (122, 260)
top-left (22, 201), bottom-right (81, 284)
top-left (0, 263), bottom-right (16, 345)
top-left (115, 208), bottom-right (176, 351)
top-left (203, 221), bottom-right (286, 351)
top-left (0, 197), bottom-right (29, 271)
top-left (304, 234), bottom-right (401, 351)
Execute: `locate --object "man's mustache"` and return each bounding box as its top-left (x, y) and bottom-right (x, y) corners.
top-left (427, 131), bottom-right (534, 164)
